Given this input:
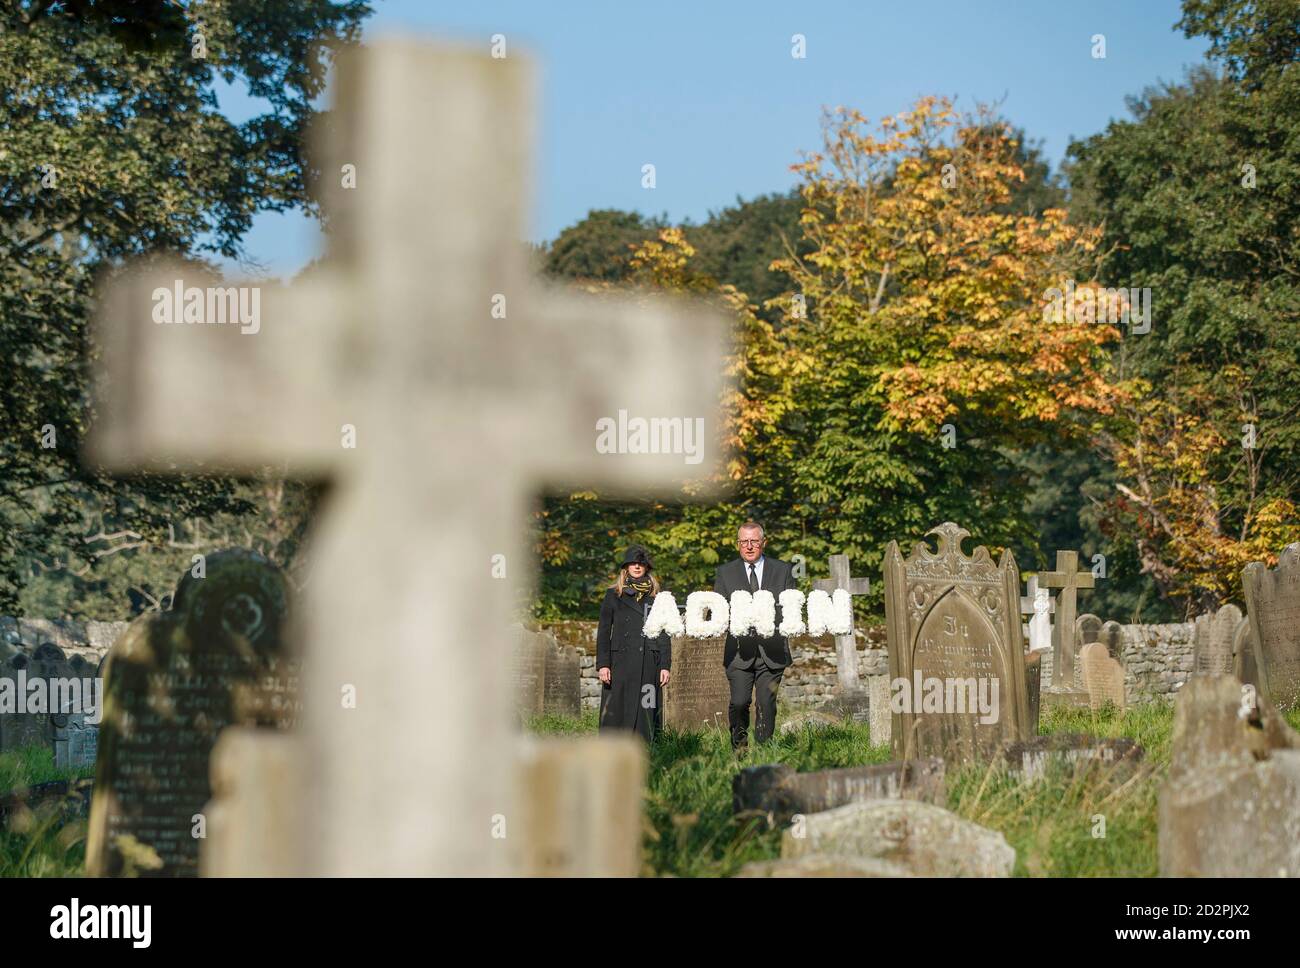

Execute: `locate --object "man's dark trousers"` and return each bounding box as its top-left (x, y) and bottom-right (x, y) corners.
top-left (713, 555), bottom-right (797, 750)
top-left (726, 656), bottom-right (783, 748)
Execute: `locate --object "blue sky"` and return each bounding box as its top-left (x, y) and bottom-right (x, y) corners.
top-left (216, 0), bottom-right (1209, 278)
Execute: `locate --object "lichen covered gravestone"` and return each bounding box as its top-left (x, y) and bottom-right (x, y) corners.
top-left (1242, 543), bottom-right (1300, 712)
top-left (882, 523), bottom-right (1032, 763)
top-left (1080, 642), bottom-right (1125, 712)
top-left (86, 550), bottom-right (298, 877)
top-left (1192, 604), bottom-right (1242, 677)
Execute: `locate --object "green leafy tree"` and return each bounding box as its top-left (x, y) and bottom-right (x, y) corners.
top-left (0, 0), bottom-right (370, 614)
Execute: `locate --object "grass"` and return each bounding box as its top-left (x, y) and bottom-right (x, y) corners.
top-left (530, 701), bottom-right (1201, 877)
top-left (0, 745), bottom-right (94, 877)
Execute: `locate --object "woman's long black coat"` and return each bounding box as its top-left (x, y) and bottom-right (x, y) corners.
top-left (596, 588), bottom-right (672, 740)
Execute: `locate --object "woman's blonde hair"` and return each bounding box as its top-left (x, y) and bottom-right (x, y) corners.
top-left (612, 566), bottom-right (661, 596)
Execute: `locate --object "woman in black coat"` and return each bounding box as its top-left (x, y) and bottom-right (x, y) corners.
top-left (597, 545), bottom-right (672, 741)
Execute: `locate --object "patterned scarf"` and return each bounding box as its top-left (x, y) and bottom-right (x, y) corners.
top-left (624, 576), bottom-right (654, 602)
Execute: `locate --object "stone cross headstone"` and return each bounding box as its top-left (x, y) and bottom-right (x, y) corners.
top-left (1242, 543), bottom-right (1300, 713)
top-left (1019, 575), bottom-right (1054, 653)
top-left (85, 550), bottom-right (297, 877)
top-left (1079, 642), bottom-right (1125, 712)
top-left (662, 637), bottom-right (729, 729)
top-left (813, 554), bottom-right (872, 700)
top-left (1192, 604), bottom-right (1242, 677)
top-left (88, 43), bottom-right (726, 875)
top-left (1041, 551), bottom-right (1095, 690)
top-left (882, 523), bottom-right (1032, 763)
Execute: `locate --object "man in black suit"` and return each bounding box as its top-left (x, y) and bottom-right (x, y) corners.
top-left (714, 521), bottom-right (797, 751)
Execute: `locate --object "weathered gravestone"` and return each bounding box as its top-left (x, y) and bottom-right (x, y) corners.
top-left (52, 653), bottom-right (104, 770)
top-left (1080, 641), bottom-right (1125, 711)
top-left (733, 757), bottom-right (945, 826)
top-left (85, 550), bottom-right (298, 877)
top-left (1042, 550), bottom-right (1094, 700)
top-left (1193, 604), bottom-right (1242, 677)
top-left (1073, 613), bottom-right (1103, 689)
top-left (1233, 616), bottom-right (1258, 690)
top-left (867, 674), bottom-right (891, 747)
top-left (1159, 675), bottom-right (1300, 876)
top-left (1242, 543), bottom-right (1300, 712)
top-left (882, 523), bottom-right (1032, 763)
top-left (662, 636), bottom-right (729, 730)
top-left (1002, 733), bottom-right (1143, 784)
top-left (0, 642), bottom-right (79, 755)
top-left (813, 554), bottom-right (872, 718)
top-left (89, 42), bottom-right (726, 875)
top-left (781, 799), bottom-right (1016, 877)
top-left (511, 625), bottom-right (581, 720)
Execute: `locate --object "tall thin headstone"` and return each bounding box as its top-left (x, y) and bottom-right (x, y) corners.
top-left (1019, 575), bottom-right (1053, 653)
top-left (1233, 617), bottom-right (1257, 690)
top-left (1242, 544), bottom-right (1300, 712)
top-left (88, 42), bottom-right (727, 875)
top-left (882, 523), bottom-right (1032, 763)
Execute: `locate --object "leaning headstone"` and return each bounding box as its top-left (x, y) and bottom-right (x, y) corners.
top-left (867, 674), bottom-right (891, 747)
top-left (1233, 617), bottom-right (1258, 690)
top-left (782, 799), bottom-right (1015, 877)
top-left (882, 522), bottom-right (1032, 763)
top-left (85, 550), bottom-right (298, 877)
top-left (91, 43), bottom-right (727, 875)
top-left (1002, 733), bottom-right (1143, 784)
top-left (1080, 641), bottom-right (1125, 711)
top-left (734, 758), bottom-right (945, 826)
top-left (1159, 675), bottom-right (1300, 876)
top-left (1193, 604), bottom-right (1242, 677)
top-left (662, 637), bottom-right (729, 730)
top-left (1242, 543), bottom-right (1300, 712)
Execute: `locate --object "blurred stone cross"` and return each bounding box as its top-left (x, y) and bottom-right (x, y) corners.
top-left (1041, 551), bottom-right (1094, 689)
top-left (814, 554), bottom-right (871, 710)
top-left (88, 42), bottom-right (726, 875)
top-left (1019, 574), bottom-right (1054, 653)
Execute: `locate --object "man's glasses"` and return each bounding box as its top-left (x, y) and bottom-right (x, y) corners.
top-left (738, 539), bottom-right (764, 547)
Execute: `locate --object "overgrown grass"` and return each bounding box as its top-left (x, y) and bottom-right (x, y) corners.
top-left (0, 745), bottom-right (93, 877)
top-left (531, 701), bottom-right (1193, 877)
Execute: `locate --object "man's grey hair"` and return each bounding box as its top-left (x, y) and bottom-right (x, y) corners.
top-left (737, 521), bottom-right (765, 538)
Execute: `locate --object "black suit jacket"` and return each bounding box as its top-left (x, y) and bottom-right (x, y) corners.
top-left (713, 556), bottom-right (797, 670)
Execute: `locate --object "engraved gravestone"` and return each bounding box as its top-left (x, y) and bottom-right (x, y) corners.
top-left (86, 550), bottom-right (297, 877)
top-left (510, 625), bottom-right (548, 720)
top-left (1024, 651), bottom-right (1041, 735)
top-left (1073, 613), bottom-right (1103, 689)
top-left (662, 636), bottom-right (729, 729)
top-left (1080, 642), bottom-right (1125, 711)
top-left (542, 640), bottom-right (581, 718)
top-left (882, 523), bottom-right (1032, 763)
top-left (1192, 604), bottom-right (1242, 677)
top-left (1242, 544), bottom-right (1300, 712)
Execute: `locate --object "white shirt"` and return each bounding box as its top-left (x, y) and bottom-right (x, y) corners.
top-left (745, 556), bottom-right (765, 590)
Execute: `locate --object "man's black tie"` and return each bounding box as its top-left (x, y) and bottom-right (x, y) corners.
top-left (748, 563), bottom-right (758, 592)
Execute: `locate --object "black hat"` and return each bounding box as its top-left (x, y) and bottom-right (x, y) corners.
top-left (621, 545), bottom-right (652, 569)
